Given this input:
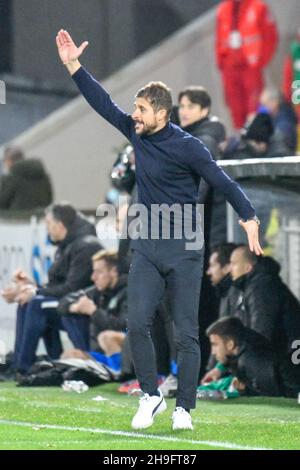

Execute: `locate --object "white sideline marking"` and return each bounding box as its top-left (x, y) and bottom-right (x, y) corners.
top-left (0, 419), bottom-right (271, 450)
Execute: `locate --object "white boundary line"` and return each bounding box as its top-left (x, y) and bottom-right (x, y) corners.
top-left (0, 419), bottom-right (271, 450)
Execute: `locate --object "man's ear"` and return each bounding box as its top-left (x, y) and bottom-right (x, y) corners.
top-left (223, 263), bottom-right (231, 275)
top-left (246, 262), bottom-right (254, 274)
top-left (226, 339), bottom-right (236, 352)
top-left (157, 108), bottom-right (168, 123)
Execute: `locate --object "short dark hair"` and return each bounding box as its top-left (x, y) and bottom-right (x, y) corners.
top-left (45, 203), bottom-right (77, 230)
top-left (234, 245), bottom-right (258, 267)
top-left (136, 81), bottom-right (173, 119)
top-left (206, 317), bottom-right (245, 346)
top-left (4, 147), bottom-right (24, 165)
top-left (211, 243), bottom-right (238, 267)
top-left (178, 86), bottom-right (211, 111)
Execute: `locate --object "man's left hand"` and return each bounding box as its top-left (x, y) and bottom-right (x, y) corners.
top-left (74, 295), bottom-right (97, 316)
top-left (239, 219), bottom-right (264, 256)
top-left (16, 285), bottom-right (37, 306)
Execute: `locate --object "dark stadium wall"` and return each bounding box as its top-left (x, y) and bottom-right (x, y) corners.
top-left (12, 0), bottom-right (221, 90)
top-left (0, 0), bottom-right (12, 73)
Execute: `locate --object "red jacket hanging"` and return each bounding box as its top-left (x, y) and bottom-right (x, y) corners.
top-left (216, 0), bottom-right (278, 70)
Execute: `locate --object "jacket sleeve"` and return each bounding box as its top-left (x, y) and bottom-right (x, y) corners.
top-left (37, 245), bottom-right (96, 299)
top-left (246, 279), bottom-right (279, 341)
top-left (57, 286), bottom-right (95, 315)
top-left (72, 66), bottom-right (134, 141)
top-left (187, 139), bottom-right (255, 220)
top-left (237, 351), bottom-right (280, 397)
top-left (0, 175), bottom-right (17, 209)
top-left (197, 135), bottom-right (221, 203)
top-left (91, 296), bottom-right (127, 332)
top-left (260, 4), bottom-right (278, 67)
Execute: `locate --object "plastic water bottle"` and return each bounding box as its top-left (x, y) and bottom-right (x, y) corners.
top-left (62, 380), bottom-right (89, 393)
top-left (197, 389), bottom-right (227, 400)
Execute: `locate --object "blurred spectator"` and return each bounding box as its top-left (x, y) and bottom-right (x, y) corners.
top-left (216, 0), bottom-right (278, 128)
top-left (177, 86), bottom-right (227, 250)
top-left (1, 203), bottom-right (102, 375)
top-left (207, 243), bottom-right (239, 319)
top-left (0, 147), bottom-right (53, 210)
top-left (178, 86), bottom-right (226, 158)
top-left (178, 88), bottom-right (227, 249)
top-left (206, 317), bottom-right (299, 397)
top-left (58, 249), bottom-right (127, 366)
top-left (282, 27), bottom-right (300, 122)
top-left (110, 143), bottom-right (137, 274)
top-left (229, 246), bottom-right (300, 359)
top-left (223, 112), bottom-right (290, 158)
top-left (259, 88), bottom-right (298, 153)
top-left (204, 242), bottom-right (239, 374)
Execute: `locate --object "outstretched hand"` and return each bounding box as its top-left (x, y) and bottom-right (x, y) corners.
top-left (56, 29), bottom-right (89, 64)
top-left (239, 219), bottom-right (264, 256)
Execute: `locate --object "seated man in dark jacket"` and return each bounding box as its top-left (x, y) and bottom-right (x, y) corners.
top-left (203, 246), bottom-right (300, 389)
top-left (58, 249), bottom-right (127, 371)
top-left (223, 112), bottom-right (290, 160)
top-left (260, 87), bottom-right (298, 154)
top-left (206, 243), bottom-right (239, 319)
top-left (1, 203), bottom-right (102, 374)
top-left (202, 243), bottom-right (239, 380)
top-left (205, 317), bottom-right (294, 397)
top-left (229, 246), bottom-right (300, 357)
top-left (0, 146), bottom-right (53, 210)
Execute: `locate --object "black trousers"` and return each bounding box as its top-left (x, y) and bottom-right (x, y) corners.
top-left (127, 238), bottom-right (204, 409)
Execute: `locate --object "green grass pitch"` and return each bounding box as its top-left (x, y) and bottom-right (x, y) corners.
top-left (0, 382), bottom-right (299, 450)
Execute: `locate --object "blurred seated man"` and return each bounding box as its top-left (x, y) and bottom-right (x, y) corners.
top-left (203, 242), bottom-right (239, 376)
top-left (203, 246), bottom-right (300, 386)
top-left (58, 249), bottom-right (127, 372)
top-left (1, 203), bottom-right (102, 375)
top-left (259, 87), bottom-right (298, 154)
top-left (230, 247), bottom-right (300, 367)
top-left (0, 146), bottom-right (53, 210)
top-left (223, 112), bottom-right (290, 159)
top-left (206, 243), bottom-right (239, 319)
top-left (205, 317), bottom-right (299, 397)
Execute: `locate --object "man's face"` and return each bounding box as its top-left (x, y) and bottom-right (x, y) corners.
top-left (132, 97), bottom-right (166, 135)
top-left (259, 90), bottom-right (278, 115)
top-left (209, 334), bottom-right (234, 363)
top-left (178, 95), bottom-right (207, 127)
top-left (45, 213), bottom-right (67, 242)
top-left (230, 248), bottom-right (253, 281)
top-left (207, 252), bottom-right (230, 286)
top-left (2, 157), bottom-right (13, 174)
top-left (91, 259), bottom-right (117, 291)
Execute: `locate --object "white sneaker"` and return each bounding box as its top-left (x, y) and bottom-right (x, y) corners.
top-left (172, 407), bottom-right (193, 430)
top-left (131, 390), bottom-right (167, 429)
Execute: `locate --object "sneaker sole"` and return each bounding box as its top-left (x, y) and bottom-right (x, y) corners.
top-left (131, 399), bottom-right (167, 430)
top-left (172, 423), bottom-right (193, 431)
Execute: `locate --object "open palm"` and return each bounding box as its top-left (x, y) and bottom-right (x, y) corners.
top-left (56, 29), bottom-right (88, 64)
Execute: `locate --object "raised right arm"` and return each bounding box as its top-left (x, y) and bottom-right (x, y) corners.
top-left (56, 29), bottom-right (134, 140)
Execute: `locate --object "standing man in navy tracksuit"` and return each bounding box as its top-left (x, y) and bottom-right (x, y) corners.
top-left (56, 29), bottom-right (262, 431)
